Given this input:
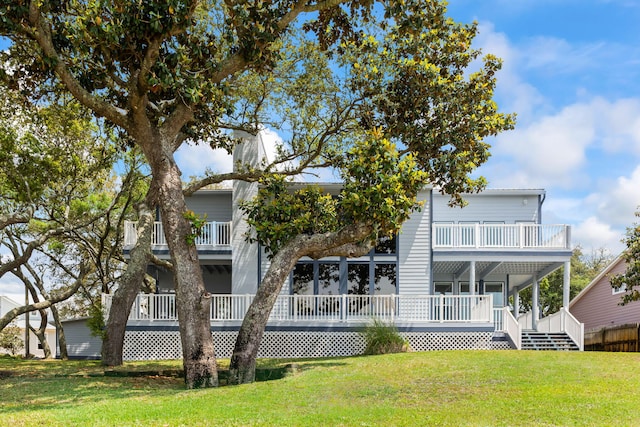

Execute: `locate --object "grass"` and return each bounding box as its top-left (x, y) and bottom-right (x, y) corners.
top-left (2, 351), bottom-right (640, 426)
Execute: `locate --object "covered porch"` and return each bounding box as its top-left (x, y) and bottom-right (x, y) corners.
top-left (102, 293), bottom-right (495, 326)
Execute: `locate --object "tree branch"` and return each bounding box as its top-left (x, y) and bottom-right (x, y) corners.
top-left (0, 264), bottom-right (89, 330)
top-left (26, 1), bottom-right (129, 129)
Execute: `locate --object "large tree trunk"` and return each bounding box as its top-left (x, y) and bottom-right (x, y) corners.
top-left (102, 203), bottom-right (154, 366)
top-left (148, 149), bottom-right (217, 388)
top-left (229, 225), bottom-right (373, 384)
top-left (229, 244), bottom-right (300, 384)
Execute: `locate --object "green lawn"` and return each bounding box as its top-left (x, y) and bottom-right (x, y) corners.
top-left (1, 351), bottom-right (639, 426)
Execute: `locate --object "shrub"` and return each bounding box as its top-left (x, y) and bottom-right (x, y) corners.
top-left (360, 318), bottom-right (409, 355)
top-left (0, 325), bottom-right (24, 356)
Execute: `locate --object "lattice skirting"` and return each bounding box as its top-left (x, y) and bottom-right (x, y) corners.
top-left (122, 330), bottom-right (496, 361)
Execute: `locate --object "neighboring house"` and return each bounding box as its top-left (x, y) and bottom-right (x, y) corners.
top-left (92, 132), bottom-right (581, 361)
top-left (570, 255), bottom-right (640, 331)
top-left (0, 295), bottom-right (57, 358)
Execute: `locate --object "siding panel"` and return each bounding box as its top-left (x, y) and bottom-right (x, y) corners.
top-left (186, 191), bottom-right (232, 222)
top-left (433, 192), bottom-right (540, 224)
top-left (571, 259), bottom-right (640, 331)
top-left (398, 190), bottom-right (431, 295)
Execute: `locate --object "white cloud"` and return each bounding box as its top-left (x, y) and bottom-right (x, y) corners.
top-left (571, 216), bottom-right (625, 255)
top-left (174, 143), bottom-right (233, 178)
top-left (475, 22), bottom-right (547, 122)
top-left (586, 165), bottom-right (640, 228)
top-left (0, 275), bottom-right (28, 306)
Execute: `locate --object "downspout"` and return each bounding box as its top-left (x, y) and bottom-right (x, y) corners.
top-left (538, 192), bottom-right (546, 224)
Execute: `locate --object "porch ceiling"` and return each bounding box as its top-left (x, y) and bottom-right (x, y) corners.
top-left (432, 260), bottom-right (564, 289)
top-left (433, 260), bottom-right (560, 275)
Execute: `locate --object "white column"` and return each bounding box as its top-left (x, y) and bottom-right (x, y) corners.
top-left (469, 261), bottom-right (476, 295)
top-left (232, 130), bottom-right (266, 294)
top-left (532, 274), bottom-right (539, 330)
top-left (563, 260), bottom-right (571, 308)
top-left (513, 288), bottom-right (520, 318)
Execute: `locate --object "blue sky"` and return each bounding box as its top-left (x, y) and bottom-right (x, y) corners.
top-left (442, 0), bottom-right (640, 257)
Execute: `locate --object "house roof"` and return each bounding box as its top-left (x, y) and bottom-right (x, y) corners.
top-left (0, 295), bottom-right (57, 328)
top-left (569, 253), bottom-right (625, 307)
top-left (433, 188), bottom-right (546, 197)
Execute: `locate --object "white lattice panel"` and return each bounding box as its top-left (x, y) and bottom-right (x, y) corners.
top-left (123, 331), bottom-right (183, 360)
top-left (123, 329), bottom-right (497, 360)
top-left (403, 331), bottom-right (493, 351)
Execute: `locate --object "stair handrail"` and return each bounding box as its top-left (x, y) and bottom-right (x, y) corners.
top-left (501, 307), bottom-right (521, 349)
top-left (561, 307), bottom-right (584, 351)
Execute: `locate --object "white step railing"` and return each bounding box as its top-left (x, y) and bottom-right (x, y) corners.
top-left (537, 307), bottom-right (584, 351)
top-left (102, 293), bottom-right (494, 324)
top-left (124, 220), bottom-right (232, 247)
top-left (432, 223), bottom-right (570, 250)
top-left (495, 307), bottom-right (521, 349)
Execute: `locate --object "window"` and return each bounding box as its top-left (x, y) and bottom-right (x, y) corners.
top-left (318, 263), bottom-right (340, 295)
top-left (459, 282), bottom-right (479, 295)
top-left (612, 282), bottom-right (627, 295)
top-left (375, 235), bottom-right (397, 254)
top-left (374, 263), bottom-right (397, 295)
top-left (292, 263), bottom-right (314, 295)
top-left (485, 282), bottom-right (505, 307)
top-left (347, 263), bottom-right (369, 295)
top-left (434, 282), bottom-right (453, 295)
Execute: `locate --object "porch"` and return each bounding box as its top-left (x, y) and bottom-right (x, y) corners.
top-left (100, 293), bottom-right (583, 360)
top-left (432, 223), bottom-right (571, 250)
top-left (123, 221), bottom-right (233, 249)
top-left (102, 293), bottom-right (494, 325)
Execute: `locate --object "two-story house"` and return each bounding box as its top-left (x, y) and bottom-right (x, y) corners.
top-left (97, 133), bottom-right (582, 360)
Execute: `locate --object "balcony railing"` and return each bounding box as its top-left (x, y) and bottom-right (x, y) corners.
top-left (432, 223), bottom-right (570, 250)
top-left (102, 293), bottom-right (494, 324)
top-left (124, 220), bottom-right (232, 248)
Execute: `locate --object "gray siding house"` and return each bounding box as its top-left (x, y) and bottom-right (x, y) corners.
top-left (95, 133), bottom-right (581, 360)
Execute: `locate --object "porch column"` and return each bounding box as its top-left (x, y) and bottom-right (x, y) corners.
top-left (469, 261), bottom-right (476, 295)
top-left (532, 274), bottom-right (539, 330)
top-left (513, 288), bottom-right (520, 318)
top-left (563, 260), bottom-right (571, 308)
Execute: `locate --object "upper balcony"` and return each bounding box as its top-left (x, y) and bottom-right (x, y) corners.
top-left (124, 220), bottom-right (232, 250)
top-left (432, 223), bottom-right (571, 251)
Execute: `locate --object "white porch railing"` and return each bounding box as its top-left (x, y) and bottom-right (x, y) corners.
top-left (495, 307), bottom-right (521, 349)
top-left (102, 293), bottom-right (494, 324)
top-left (537, 307), bottom-right (584, 351)
top-left (124, 220), bottom-right (232, 248)
top-left (432, 223), bottom-right (570, 250)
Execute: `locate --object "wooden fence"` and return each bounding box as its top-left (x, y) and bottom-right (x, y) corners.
top-left (584, 323), bottom-right (640, 352)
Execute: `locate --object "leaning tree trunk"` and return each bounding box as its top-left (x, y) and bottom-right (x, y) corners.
top-left (229, 225), bottom-right (373, 384)
top-left (102, 203), bottom-right (154, 366)
top-left (49, 305), bottom-right (68, 360)
top-left (31, 309), bottom-right (52, 358)
top-left (228, 243), bottom-right (300, 384)
top-left (147, 147), bottom-right (217, 388)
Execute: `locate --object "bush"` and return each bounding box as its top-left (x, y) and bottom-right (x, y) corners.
top-left (0, 325), bottom-right (24, 356)
top-left (360, 318), bottom-right (409, 355)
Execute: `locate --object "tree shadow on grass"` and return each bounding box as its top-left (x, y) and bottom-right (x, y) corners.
top-left (0, 357), bottom-right (352, 416)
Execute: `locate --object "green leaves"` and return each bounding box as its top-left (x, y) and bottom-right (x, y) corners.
top-left (241, 175), bottom-right (339, 258)
top-left (611, 211), bottom-right (640, 304)
top-left (243, 132), bottom-right (429, 257)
